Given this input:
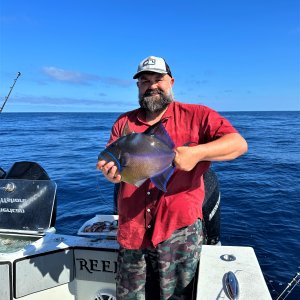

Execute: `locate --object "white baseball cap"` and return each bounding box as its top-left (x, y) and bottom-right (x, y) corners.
top-left (133, 56), bottom-right (172, 79)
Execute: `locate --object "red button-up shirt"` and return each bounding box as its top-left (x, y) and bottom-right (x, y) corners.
top-left (107, 101), bottom-right (238, 249)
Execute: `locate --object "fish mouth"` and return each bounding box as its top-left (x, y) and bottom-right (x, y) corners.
top-left (98, 151), bottom-right (122, 172)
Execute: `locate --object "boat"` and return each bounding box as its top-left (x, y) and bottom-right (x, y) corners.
top-left (0, 161), bottom-right (273, 300)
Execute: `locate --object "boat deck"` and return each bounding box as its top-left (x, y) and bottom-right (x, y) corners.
top-left (0, 233), bottom-right (272, 300)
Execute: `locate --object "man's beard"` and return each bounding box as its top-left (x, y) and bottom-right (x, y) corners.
top-left (139, 89), bottom-right (174, 113)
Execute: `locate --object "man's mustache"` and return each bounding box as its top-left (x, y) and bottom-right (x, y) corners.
top-left (144, 89), bottom-right (163, 97)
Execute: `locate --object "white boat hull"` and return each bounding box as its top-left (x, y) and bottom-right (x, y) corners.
top-left (0, 233), bottom-right (272, 300)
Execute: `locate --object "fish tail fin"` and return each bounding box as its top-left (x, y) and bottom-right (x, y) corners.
top-left (150, 164), bottom-right (175, 192)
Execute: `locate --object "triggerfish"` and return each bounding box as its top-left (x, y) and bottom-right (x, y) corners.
top-left (98, 121), bottom-right (175, 192)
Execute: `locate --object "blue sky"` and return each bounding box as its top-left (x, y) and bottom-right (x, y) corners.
top-left (0, 0), bottom-right (299, 112)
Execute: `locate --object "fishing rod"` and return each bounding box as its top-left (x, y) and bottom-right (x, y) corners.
top-left (275, 270), bottom-right (300, 300)
top-left (0, 72), bottom-right (21, 113)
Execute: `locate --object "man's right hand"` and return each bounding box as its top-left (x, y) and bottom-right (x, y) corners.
top-left (96, 160), bottom-right (122, 184)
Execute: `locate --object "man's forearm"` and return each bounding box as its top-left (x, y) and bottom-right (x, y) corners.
top-left (174, 133), bottom-right (248, 171)
top-left (193, 133), bottom-right (248, 162)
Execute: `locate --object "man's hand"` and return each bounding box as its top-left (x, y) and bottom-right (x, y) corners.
top-left (174, 133), bottom-right (248, 172)
top-left (173, 146), bottom-right (200, 171)
top-left (96, 160), bottom-right (122, 184)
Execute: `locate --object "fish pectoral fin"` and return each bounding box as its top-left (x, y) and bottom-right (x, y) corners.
top-left (134, 178), bottom-right (147, 187)
top-left (120, 153), bottom-right (131, 167)
top-left (150, 165), bottom-right (175, 192)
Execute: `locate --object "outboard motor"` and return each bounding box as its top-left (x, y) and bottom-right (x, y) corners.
top-left (5, 161), bottom-right (51, 180)
top-left (0, 161), bottom-right (57, 235)
top-left (4, 161), bottom-right (57, 228)
top-left (202, 169), bottom-right (221, 245)
top-left (0, 167), bottom-right (6, 179)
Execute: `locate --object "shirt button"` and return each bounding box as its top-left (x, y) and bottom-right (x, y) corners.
top-left (147, 208), bottom-right (151, 212)
top-left (147, 191), bottom-right (150, 195)
top-left (147, 225), bottom-right (151, 228)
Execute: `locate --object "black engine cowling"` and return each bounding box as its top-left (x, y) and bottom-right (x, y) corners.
top-left (0, 161), bottom-right (57, 227)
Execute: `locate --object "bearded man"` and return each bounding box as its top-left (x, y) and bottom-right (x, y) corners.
top-left (97, 56), bottom-right (248, 300)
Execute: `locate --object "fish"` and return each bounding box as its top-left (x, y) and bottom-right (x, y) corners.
top-left (98, 121), bottom-right (175, 192)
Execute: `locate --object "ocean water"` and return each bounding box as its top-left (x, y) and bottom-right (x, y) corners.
top-left (0, 111), bottom-right (299, 299)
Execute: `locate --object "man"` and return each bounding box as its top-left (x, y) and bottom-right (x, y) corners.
top-left (97, 56), bottom-right (248, 300)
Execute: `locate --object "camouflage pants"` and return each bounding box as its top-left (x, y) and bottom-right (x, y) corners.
top-left (116, 219), bottom-right (203, 300)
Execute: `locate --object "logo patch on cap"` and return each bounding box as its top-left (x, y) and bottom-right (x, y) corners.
top-left (143, 58), bottom-right (156, 66)
top-left (133, 56), bottom-right (172, 79)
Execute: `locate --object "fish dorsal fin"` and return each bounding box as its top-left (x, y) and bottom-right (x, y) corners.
top-left (144, 121), bottom-right (175, 149)
top-left (122, 121), bottom-right (135, 136)
top-left (150, 164), bottom-right (175, 192)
